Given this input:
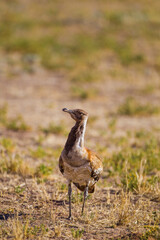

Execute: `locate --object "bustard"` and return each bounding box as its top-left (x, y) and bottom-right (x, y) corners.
top-left (59, 108), bottom-right (103, 219)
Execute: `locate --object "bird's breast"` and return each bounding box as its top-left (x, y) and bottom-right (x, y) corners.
top-left (62, 161), bottom-right (93, 185)
top-left (61, 148), bottom-right (89, 167)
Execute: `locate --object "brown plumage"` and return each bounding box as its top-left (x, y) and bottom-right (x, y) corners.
top-left (59, 108), bottom-right (103, 219)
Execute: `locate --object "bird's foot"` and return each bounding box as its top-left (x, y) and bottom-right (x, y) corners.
top-left (81, 210), bottom-right (85, 216)
top-left (67, 215), bottom-right (72, 220)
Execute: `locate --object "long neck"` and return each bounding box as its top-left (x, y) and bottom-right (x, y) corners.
top-left (64, 118), bottom-right (87, 154)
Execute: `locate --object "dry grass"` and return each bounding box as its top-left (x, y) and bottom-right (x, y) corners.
top-left (0, 177), bottom-right (159, 239)
top-left (0, 129), bottom-right (159, 239)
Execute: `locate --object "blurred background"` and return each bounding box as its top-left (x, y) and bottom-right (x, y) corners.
top-left (0, 0), bottom-right (160, 141)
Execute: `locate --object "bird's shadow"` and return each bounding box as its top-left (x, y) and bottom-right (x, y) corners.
top-left (52, 199), bottom-right (68, 206)
top-left (0, 212), bottom-right (26, 221)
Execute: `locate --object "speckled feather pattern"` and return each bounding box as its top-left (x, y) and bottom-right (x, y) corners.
top-left (59, 109), bottom-right (103, 193)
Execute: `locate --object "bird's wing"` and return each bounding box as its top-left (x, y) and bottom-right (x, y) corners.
top-left (85, 148), bottom-right (103, 182)
top-left (73, 149), bottom-right (102, 193)
top-left (59, 156), bottom-right (64, 174)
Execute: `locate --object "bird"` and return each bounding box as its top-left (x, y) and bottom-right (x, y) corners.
top-left (59, 108), bottom-right (103, 219)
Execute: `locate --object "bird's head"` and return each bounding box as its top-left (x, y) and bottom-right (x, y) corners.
top-left (62, 108), bottom-right (88, 122)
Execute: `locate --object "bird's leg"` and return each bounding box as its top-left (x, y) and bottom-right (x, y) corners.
top-left (68, 181), bottom-right (72, 220)
top-left (82, 184), bottom-right (88, 215)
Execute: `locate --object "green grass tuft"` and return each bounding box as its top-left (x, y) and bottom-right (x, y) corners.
top-left (71, 86), bottom-right (98, 100)
top-left (41, 122), bottom-right (66, 135)
top-left (35, 164), bottom-right (53, 177)
top-left (118, 97), bottom-right (160, 116)
top-left (6, 115), bottom-right (31, 131)
top-left (0, 104), bottom-right (8, 125)
top-left (30, 147), bottom-right (47, 159)
top-left (0, 137), bottom-right (16, 153)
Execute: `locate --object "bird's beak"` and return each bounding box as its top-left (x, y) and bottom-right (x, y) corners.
top-left (62, 108), bottom-right (73, 113)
